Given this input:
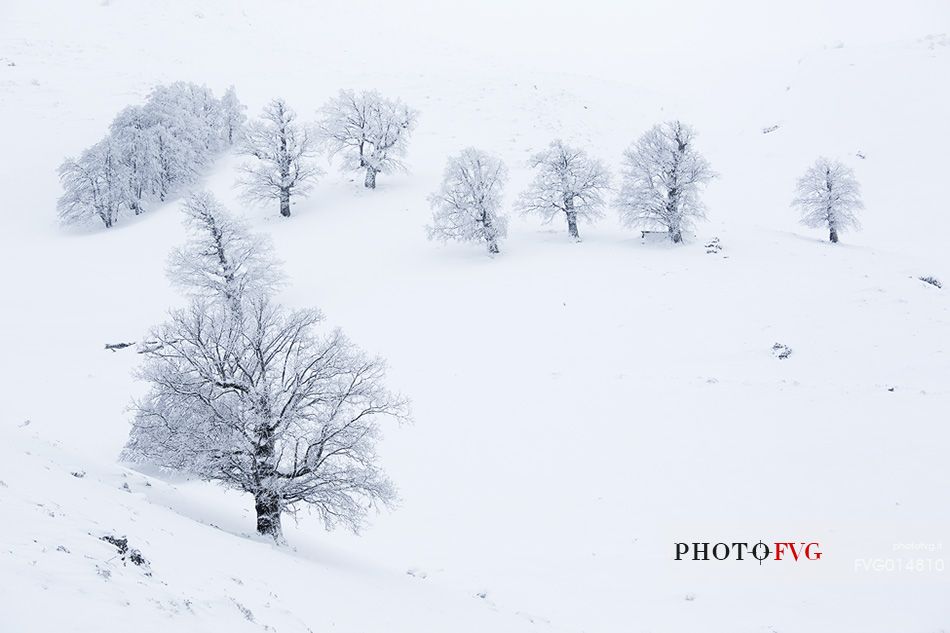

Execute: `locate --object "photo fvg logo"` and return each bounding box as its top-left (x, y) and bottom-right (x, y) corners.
top-left (675, 541), bottom-right (822, 564)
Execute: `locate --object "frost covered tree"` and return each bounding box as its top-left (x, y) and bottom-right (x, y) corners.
top-left (616, 120), bottom-right (715, 243)
top-left (110, 105), bottom-right (161, 215)
top-left (426, 148), bottom-right (508, 254)
top-left (124, 193), bottom-right (407, 541)
top-left (167, 192), bottom-right (282, 313)
top-left (124, 297), bottom-right (407, 540)
top-left (218, 85), bottom-right (246, 146)
top-left (792, 157), bottom-right (863, 243)
top-left (57, 82), bottom-right (236, 228)
top-left (144, 82), bottom-right (227, 199)
top-left (319, 90), bottom-right (417, 189)
top-left (57, 138), bottom-right (130, 228)
top-left (238, 98), bottom-right (320, 217)
top-left (516, 140), bottom-right (611, 241)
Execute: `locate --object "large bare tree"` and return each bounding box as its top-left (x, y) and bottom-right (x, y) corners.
top-left (124, 193), bottom-right (406, 541)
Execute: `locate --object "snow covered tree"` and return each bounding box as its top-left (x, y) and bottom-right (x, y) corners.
top-left (110, 105), bottom-right (161, 215)
top-left (238, 98), bottom-right (320, 217)
top-left (144, 82), bottom-right (226, 199)
top-left (167, 192), bottom-right (282, 313)
top-left (57, 82), bottom-right (235, 228)
top-left (516, 140), bottom-right (611, 241)
top-left (616, 120), bottom-right (716, 243)
top-left (125, 193), bottom-right (406, 541)
top-left (123, 296), bottom-right (407, 541)
top-left (426, 148), bottom-right (508, 254)
top-left (792, 157), bottom-right (863, 243)
top-left (57, 138), bottom-right (130, 228)
top-left (319, 90), bottom-right (417, 189)
top-left (218, 85), bottom-right (246, 146)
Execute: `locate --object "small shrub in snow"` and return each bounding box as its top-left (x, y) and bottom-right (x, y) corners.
top-left (516, 139), bottom-right (610, 241)
top-left (616, 120), bottom-right (716, 243)
top-left (918, 276), bottom-right (942, 289)
top-left (100, 535), bottom-right (149, 572)
top-left (771, 343), bottom-right (793, 359)
top-left (319, 89), bottom-right (417, 189)
top-left (426, 148), bottom-right (508, 254)
top-left (238, 98), bottom-right (321, 217)
top-left (792, 157), bottom-right (863, 243)
top-left (231, 600), bottom-right (255, 623)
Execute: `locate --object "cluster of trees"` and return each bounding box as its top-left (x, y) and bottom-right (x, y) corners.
top-left (236, 90), bottom-right (417, 217)
top-left (122, 192), bottom-right (408, 541)
top-left (426, 120), bottom-right (864, 254)
top-left (62, 87), bottom-right (863, 245)
top-left (95, 93), bottom-right (866, 543)
top-left (58, 83), bottom-right (245, 228)
top-left (426, 121), bottom-right (716, 254)
top-left (59, 88), bottom-right (418, 224)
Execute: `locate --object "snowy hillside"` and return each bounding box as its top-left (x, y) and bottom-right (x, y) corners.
top-left (1, 1), bottom-right (948, 632)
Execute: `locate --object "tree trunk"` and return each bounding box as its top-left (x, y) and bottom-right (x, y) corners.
top-left (255, 492), bottom-right (282, 541)
top-left (364, 167), bottom-right (377, 189)
top-left (279, 189), bottom-right (291, 217)
top-left (829, 226), bottom-right (838, 243)
top-left (670, 227), bottom-right (683, 243)
top-left (565, 199), bottom-right (580, 241)
top-left (487, 237), bottom-right (499, 254)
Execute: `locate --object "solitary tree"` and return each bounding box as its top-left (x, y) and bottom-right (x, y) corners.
top-left (167, 192), bottom-right (282, 313)
top-left (426, 148), bottom-right (508, 254)
top-left (319, 90), bottom-right (417, 189)
top-left (57, 138), bottom-right (130, 228)
top-left (517, 140), bottom-right (610, 241)
top-left (792, 157), bottom-right (863, 243)
top-left (615, 120), bottom-right (716, 243)
top-left (124, 297), bottom-right (407, 541)
top-left (239, 98), bottom-right (320, 217)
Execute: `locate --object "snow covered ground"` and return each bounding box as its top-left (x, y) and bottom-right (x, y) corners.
top-left (1, 1), bottom-right (948, 631)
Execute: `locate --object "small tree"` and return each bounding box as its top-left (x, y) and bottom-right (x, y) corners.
top-left (218, 85), bottom-right (247, 146)
top-left (238, 98), bottom-right (320, 217)
top-left (517, 140), bottom-right (610, 241)
top-left (616, 120), bottom-right (715, 243)
top-left (57, 138), bottom-right (130, 228)
top-left (792, 157), bottom-right (863, 243)
top-left (426, 148), bottom-right (508, 254)
top-left (319, 90), bottom-right (417, 189)
top-left (167, 192), bottom-right (282, 313)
